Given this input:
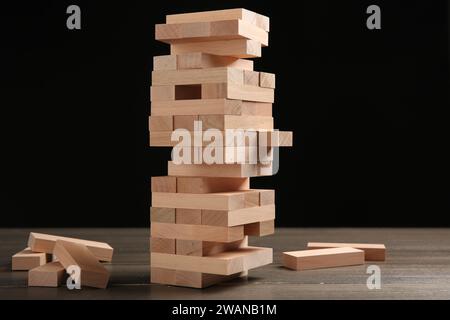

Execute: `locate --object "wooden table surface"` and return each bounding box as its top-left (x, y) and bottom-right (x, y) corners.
top-left (1, 228), bottom-right (449, 300)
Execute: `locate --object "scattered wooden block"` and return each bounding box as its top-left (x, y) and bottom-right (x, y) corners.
top-left (28, 261), bottom-right (66, 287)
top-left (149, 116), bottom-right (173, 131)
top-left (151, 222), bottom-right (244, 243)
top-left (202, 205), bottom-right (275, 227)
top-left (153, 55), bottom-right (177, 70)
top-left (53, 240), bottom-right (110, 289)
top-left (12, 248), bottom-right (49, 271)
top-left (152, 67), bottom-right (243, 86)
top-left (244, 70), bottom-right (260, 86)
top-left (171, 39), bottom-right (261, 59)
top-left (150, 85), bottom-right (175, 101)
top-left (28, 232), bottom-right (113, 262)
top-left (307, 242), bottom-right (386, 261)
top-left (151, 176), bottom-right (177, 193)
top-left (177, 52), bottom-right (253, 70)
top-left (244, 220), bottom-right (275, 236)
top-left (202, 83), bottom-right (274, 103)
top-left (177, 177), bottom-right (249, 193)
top-left (166, 8), bottom-right (270, 32)
top-left (156, 20), bottom-right (268, 46)
top-left (174, 115), bottom-right (199, 131)
top-left (282, 247), bottom-right (365, 271)
top-left (259, 72), bottom-right (276, 88)
top-left (167, 161), bottom-right (273, 178)
top-left (176, 208), bottom-right (202, 224)
top-left (199, 115), bottom-right (273, 131)
top-left (152, 246), bottom-right (272, 275)
top-left (150, 237), bottom-right (175, 254)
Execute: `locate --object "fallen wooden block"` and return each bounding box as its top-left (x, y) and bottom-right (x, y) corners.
top-left (28, 261), bottom-right (66, 287)
top-left (167, 161), bottom-right (273, 178)
top-left (202, 83), bottom-right (274, 103)
top-left (177, 52), bottom-right (253, 70)
top-left (28, 232), bottom-right (113, 262)
top-left (151, 222), bottom-right (244, 243)
top-left (166, 8), bottom-right (270, 32)
top-left (12, 248), bottom-right (49, 271)
top-left (151, 246), bottom-right (272, 275)
top-left (54, 240), bottom-right (110, 289)
top-left (152, 67), bottom-right (244, 86)
top-left (177, 177), bottom-right (249, 193)
top-left (244, 220), bottom-right (275, 236)
top-left (282, 247), bottom-right (365, 271)
top-left (156, 20), bottom-right (268, 46)
top-left (171, 39), bottom-right (261, 59)
top-left (307, 242), bottom-right (386, 261)
top-left (202, 205), bottom-right (275, 227)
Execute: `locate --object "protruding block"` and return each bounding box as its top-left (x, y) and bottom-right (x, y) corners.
top-left (307, 242), bottom-right (386, 261)
top-left (202, 205), bottom-right (275, 227)
top-left (282, 247), bottom-right (365, 271)
top-left (53, 240), bottom-right (110, 289)
top-left (177, 52), bottom-right (253, 70)
top-left (151, 176), bottom-right (177, 193)
top-left (28, 262), bottom-right (66, 287)
top-left (244, 70), bottom-right (260, 86)
top-left (171, 39), bottom-right (261, 59)
top-left (153, 55), bottom-right (177, 70)
top-left (259, 72), bottom-right (275, 88)
top-left (244, 220), bottom-right (275, 236)
top-left (12, 248), bottom-right (49, 271)
top-left (28, 233), bottom-right (113, 262)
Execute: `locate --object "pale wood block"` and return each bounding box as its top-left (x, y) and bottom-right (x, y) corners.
top-left (153, 55), bottom-right (177, 70)
top-left (244, 220), bottom-right (275, 236)
top-left (201, 83), bottom-right (274, 103)
top-left (283, 247), bottom-right (365, 271)
top-left (151, 99), bottom-right (243, 116)
top-left (171, 39), bottom-right (261, 59)
top-left (151, 176), bottom-right (177, 193)
top-left (166, 8), bottom-right (269, 32)
top-left (244, 190), bottom-right (260, 207)
top-left (176, 240), bottom-right (203, 256)
top-left (151, 85), bottom-right (175, 101)
top-left (151, 246), bottom-right (272, 275)
top-left (150, 237), bottom-right (175, 254)
top-left (199, 115), bottom-right (273, 131)
top-left (151, 222), bottom-right (244, 243)
top-left (177, 177), bottom-right (249, 193)
top-left (149, 116), bottom-right (173, 131)
top-left (202, 237), bottom-right (248, 256)
top-left (12, 248), bottom-right (49, 271)
top-left (151, 267), bottom-right (176, 285)
top-left (244, 70), bottom-right (260, 86)
top-left (156, 20), bottom-right (268, 46)
top-left (307, 242), bottom-right (386, 261)
top-left (150, 207), bottom-right (176, 223)
top-left (259, 72), bottom-right (275, 88)
top-left (28, 233), bottom-right (113, 262)
top-left (259, 189), bottom-right (275, 205)
top-left (173, 115), bottom-right (199, 131)
top-left (176, 208), bottom-right (202, 224)
top-left (28, 261), bottom-right (66, 287)
top-left (53, 240), bottom-right (109, 289)
top-left (177, 52), bottom-right (253, 70)
top-left (168, 161), bottom-right (273, 178)
top-left (259, 130), bottom-right (293, 147)
top-left (241, 102), bottom-right (272, 116)
top-left (202, 205), bottom-right (275, 227)
top-left (152, 67), bottom-right (243, 86)
top-left (201, 83), bottom-right (228, 99)
top-left (152, 190), bottom-right (249, 210)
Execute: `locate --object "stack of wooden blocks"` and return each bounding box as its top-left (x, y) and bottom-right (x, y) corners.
top-left (149, 9), bottom-right (293, 288)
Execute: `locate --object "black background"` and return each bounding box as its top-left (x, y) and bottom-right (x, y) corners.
top-left (1, 0), bottom-right (449, 227)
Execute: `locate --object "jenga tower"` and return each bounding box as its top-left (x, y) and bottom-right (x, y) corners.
top-left (149, 8), bottom-right (293, 288)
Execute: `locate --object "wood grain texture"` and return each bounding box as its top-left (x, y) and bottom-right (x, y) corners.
top-left (201, 83), bottom-right (274, 102)
top-left (244, 220), bottom-right (275, 236)
top-left (152, 67), bottom-right (243, 86)
top-left (177, 177), bottom-right (249, 194)
top-left (202, 205), bottom-right (275, 227)
top-left (307, 242), bottom-right (386, 261)
top-left (167, 161), bottom-right (273, 178)
top-left (171, 39), bottom-right (261, 59)
top-left (28, 261), bottom-right (66, 287)
top-left (12, 248), bottom-right (49, 271)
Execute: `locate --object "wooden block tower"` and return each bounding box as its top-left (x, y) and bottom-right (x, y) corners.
top-left (149, 8), bottom-right (293, 288)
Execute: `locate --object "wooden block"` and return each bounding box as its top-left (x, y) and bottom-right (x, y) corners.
top-left (177, 52), bottom-right (253, 70)
top-left (151, 222), bottom-right (244, 243)
top-left (282, 247), bottom-right (365, 271)
top-left (260, 131), bottom-right (293, 147)
top-left (152, 67), bottom-right (243, 86)
top-left (168, 161), bottom-right (273, 178)
top-left (28, 233), bottom-right (113, 262)
top-left (199, 115), bottom-right (273, 131)
top-left (244, 190), bottom-right (260, 207)
top-left (151, 85), bottom-right (175, 101)
top-left (156, 20), bottom-right (268, 46)
top-left (174, 115), bottom-right (199, 131)
top-left (307, 242), bottom-right (386, 261)
top-left (177, 177), bottom-right (249, 193)
top-left (166, 8), bottom-right (270, 32)
top-left (151, 99), bottom-right (245, 116)
top-left (150, 207), bottom-right (176, 223)
top-left (12, 248), bottom-right (49, 271)
top-left (176, 240), bottom-right (203, 256)
top-left (202, 83), bottom-right (274, 103)
top-left (241, 102), bottom-right (272, 116)
top-left (151, 176), bottom-right (177, 193)
top-left (244, 70), bottom-right (260, 86)
top-left (151, 237), bottom-right (175, 254)
top-left (202, 205), bottom-right (275, 227)
top-left (28, 261), bottom-right (66, 287)
top-left (171, 39), bottom-right (261, 59)
top-left (153, 55), bottom-right (177, 70)
top-left (151, 246), bottom-right (272, 275)
top-left (244, 220), bottom-right (275, 236)
top-left (259, 189), bottom-right (275, 205)
top-left (176, 237), bottom-right (248, 257)
top-left (176, 208), bottom-right (202, 224)
top-left (259, 72), bottom-right (276, 88)
top-left (149, 116), bottom-right (173, 131)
